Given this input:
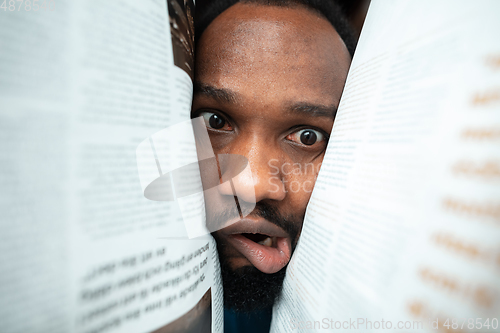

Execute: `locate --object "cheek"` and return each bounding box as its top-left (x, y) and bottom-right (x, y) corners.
top-left (207, 132), bottom-right (235, 153)
top-left (283, 165), bottom-right (319, 205)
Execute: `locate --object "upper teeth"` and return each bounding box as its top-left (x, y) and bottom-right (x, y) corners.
top-left (258, 237), bottom-right (272, 247)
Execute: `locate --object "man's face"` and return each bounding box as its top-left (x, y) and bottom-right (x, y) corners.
top-left (192, 3), bottom-right (350, 310)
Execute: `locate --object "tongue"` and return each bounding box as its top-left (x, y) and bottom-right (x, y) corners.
top-left (229, 234), bottom-right (291, 274)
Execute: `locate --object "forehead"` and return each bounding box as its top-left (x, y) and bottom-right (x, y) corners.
top-left (196, 3), bottom-right (351, 106)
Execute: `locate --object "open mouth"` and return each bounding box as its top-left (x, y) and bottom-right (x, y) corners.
top-left (241, 233), bottom-right (275, 247)
top-left (217, 217), bottom-right (292, 274)
top-left (224, 227), bottom-right (291, 274)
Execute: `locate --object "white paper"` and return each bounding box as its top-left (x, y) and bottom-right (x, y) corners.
top-left (272, 1), bottom-right (500, 332)
top-left (0, 1), bottom-right (223, 332)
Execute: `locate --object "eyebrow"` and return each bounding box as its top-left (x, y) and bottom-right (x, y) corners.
top-left (194, 82), bottom-right (337, 119)
top-left (194, 82), bottom-right (239, 104)
top-left (288, 102), bottom-right (337, 119)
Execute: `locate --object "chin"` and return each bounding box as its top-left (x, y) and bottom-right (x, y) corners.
top-left (218, 251), bottom-right (288, 312)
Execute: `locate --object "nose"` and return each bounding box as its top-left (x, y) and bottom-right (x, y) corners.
top-left (217, 136), bottom-right (286, 205)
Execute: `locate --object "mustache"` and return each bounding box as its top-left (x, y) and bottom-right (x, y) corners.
top-left (253, 201), bottom-right (300, 244)
top-left (206, 200), bottom-right (301, 245)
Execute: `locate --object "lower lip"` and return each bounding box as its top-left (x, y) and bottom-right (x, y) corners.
top-left (227, 234), bottom-right (291, 274)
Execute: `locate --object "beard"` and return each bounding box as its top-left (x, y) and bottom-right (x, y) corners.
top-left (218, 253), bottom-right (287, 313)
top-left (211, 201), bottom-right (302, 312)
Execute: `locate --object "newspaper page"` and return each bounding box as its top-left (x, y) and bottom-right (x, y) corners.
top-left (0, 0), bottom-right (222, 332)
top-left (271, 1), bottom-right (500, 332)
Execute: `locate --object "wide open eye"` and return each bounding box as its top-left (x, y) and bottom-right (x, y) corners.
top-left (200, 111), bottom-right (232, 131)
top-left (286, 129), bottom-right (326, 146)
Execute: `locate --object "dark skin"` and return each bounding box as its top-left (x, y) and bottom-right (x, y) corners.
top-left (192, 3), bottom-right (351, 274)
